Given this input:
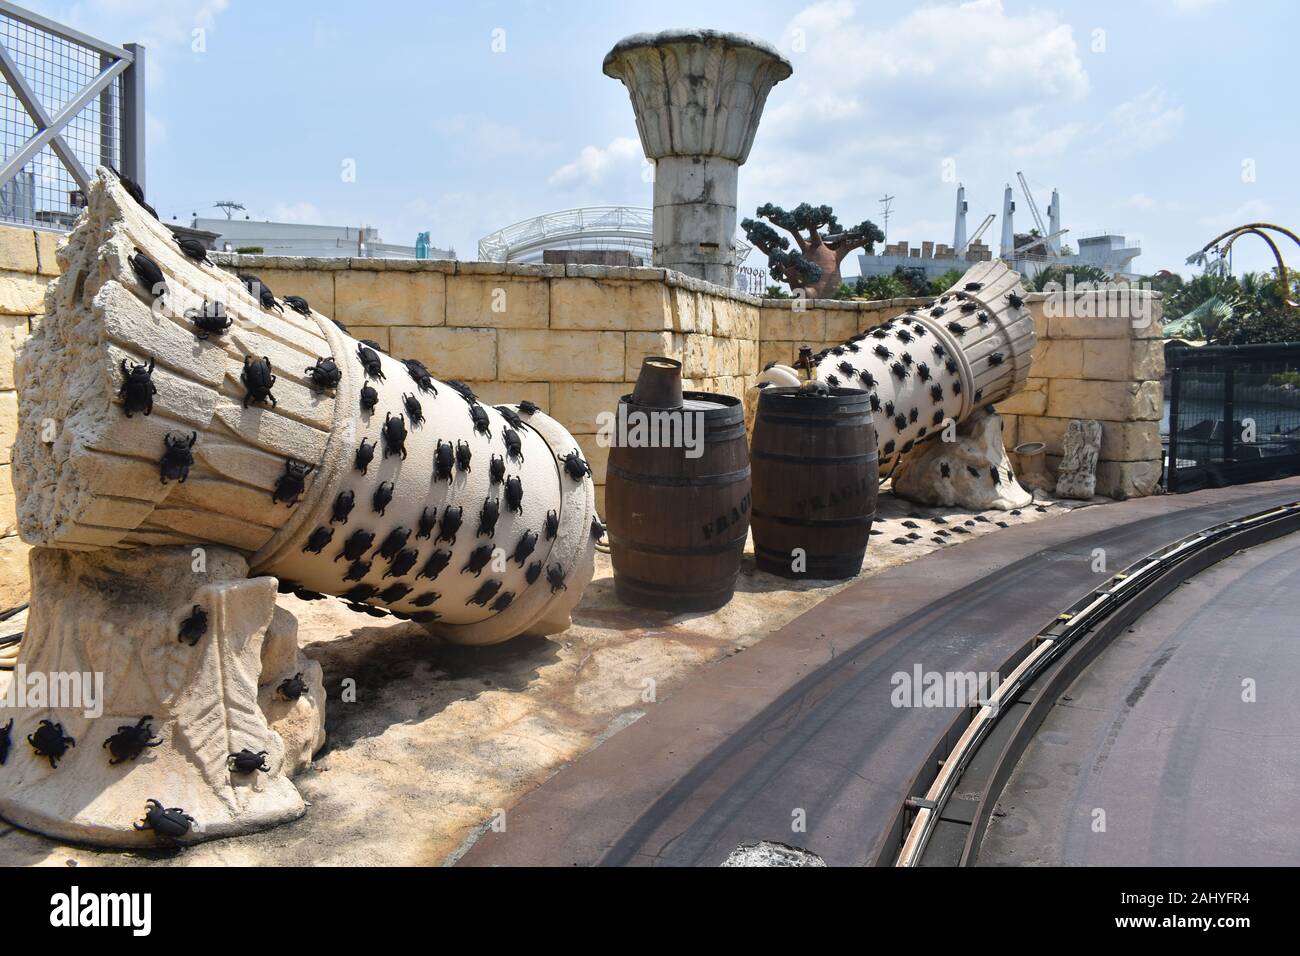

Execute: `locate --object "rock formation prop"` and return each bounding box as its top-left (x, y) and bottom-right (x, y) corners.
top-left (1, 169), bottom-right (598, 845)
top-left (892, 408), bottom-right (1032, 511)
top-left (1055, 419), bottom-right (1103, 500)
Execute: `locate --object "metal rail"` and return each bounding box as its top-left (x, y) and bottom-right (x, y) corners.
top-left (894, 498), bottom-right (1300, 866)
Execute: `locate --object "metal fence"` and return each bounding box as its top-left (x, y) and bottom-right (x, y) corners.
top-left (1164, 342), bottom-right (1300, 492)
top-left (0, 1), bottom-right (142, 231)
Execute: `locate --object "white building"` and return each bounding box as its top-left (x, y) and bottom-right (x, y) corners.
top-left (193, 216), bottom-right (454, 260)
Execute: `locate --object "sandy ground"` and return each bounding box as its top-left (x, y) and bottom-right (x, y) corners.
top-left (0, 489), bottom-right (1089, 867)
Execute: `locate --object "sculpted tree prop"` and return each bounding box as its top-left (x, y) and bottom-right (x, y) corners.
top-left (742, 203), bottom-right (885, 298)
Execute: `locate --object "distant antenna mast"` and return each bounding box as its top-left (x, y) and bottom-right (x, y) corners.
top-left (879, 194), bottom-right (895, 245)
top-left (213, 201), bottom-right (245, 220)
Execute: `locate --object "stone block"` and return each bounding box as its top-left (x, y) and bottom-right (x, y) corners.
top-left (548, 382), bottom-right (632, 435)
top-left (1047, 379), bottom-right (1162, 422)
top-left (759, 340), bottom-right (793, 370)
top-left (711, 336), bottom-right (740, 376)
top-left (0, 315), bottom-right (29, 390)
top-left (625, 330), bottom-right (682, 380)
top-left (0, 533), bottom-right (28, 608)
top-left (257, 269), bottom-right (335, 318)
top-left (335, 269), bottom-right (444, 327)
top-left (1045, 291), bottom-right (1162, 339)
top-left (35, 230), bottom-right (60, 276)
top-left (550, 278), bottom-right (673, 331)
top-left (348, 325), bottom-right (390, 351)
top-left (1082, 338), bottom-right (1165, 382)
top-left (0, 462), bottom-right (14, 536)
top-left (499, 330), bottom-right (625, 382)
top-left (0, 228), bottom-right (37, 273)
top-left (738, 337), bottom-right (759, 376)
top-left (0, 272), bottom-right (48, 315)
top-left (995, 376), bottom-right (1048, 417)
top-left (1033, 338), bottom-right (1084, 379)
top-left (459, 380), bottom-right (549, 410)
top-left (825, 311), bottom-right (857, 344)
top-left (446, 275), bottom-right (549, 329)
top-left (0, 390), bottom-right (14, 465)
top-left (389, 326), bottom-right (496, 380)
top-left (682, 333), bottom-right (713, 378)
top-left (1095, 459), bottom-right (1161, 500)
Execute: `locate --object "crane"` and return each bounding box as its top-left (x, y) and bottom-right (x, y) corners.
top-left (1016, 172), bottom-right (1049, 238)
top-left (1012, 228), bottom-right (1068, 258)
top-left (956, 214), bottom-right (995, 255)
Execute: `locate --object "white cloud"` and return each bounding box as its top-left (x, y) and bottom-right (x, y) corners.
top-left (270, 201), bottom-right (323, 224)
top-left (1200, 199), bottom-right (1273, 228)
top-left (548, 137), bottom-right (643, 188)
top-left (1100, 88), bottom-right (1184, 155)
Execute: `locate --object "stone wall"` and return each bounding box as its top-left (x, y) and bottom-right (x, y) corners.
top-left (0, 234), bottom-right (1164, 603)
top-left (0, 226), bottom-right (59, 607)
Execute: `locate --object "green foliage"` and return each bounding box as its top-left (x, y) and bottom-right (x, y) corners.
top-left (1026, 264), bottom-right (1112, 292)
top-left (235, 245), bottom-right (264, 254)
top-left (1160, 269), bottom-right (1300, 344)
top-left (742, 202), bottom-right (883, 293)
top-left (927, 269), bottom-right (967, 296)
top-left (765, 284), bottom-right (791, 299)
top-left (1268, 371), bottom-right (1300, 388)
top-left (853, 273), bottom-right (906, 300)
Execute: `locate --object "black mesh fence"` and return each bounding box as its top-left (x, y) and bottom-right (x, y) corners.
top-left (1165, 343), bottom-right (1300, 492)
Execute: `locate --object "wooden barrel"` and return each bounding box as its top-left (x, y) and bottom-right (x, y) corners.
top-left (751, 386), bottom-right (877, 580)
top-left (606, 392), bottom-right (751, 610)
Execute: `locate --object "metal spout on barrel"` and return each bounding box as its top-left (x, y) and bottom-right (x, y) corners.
top-left (630, 356), bottom-right (684, 408)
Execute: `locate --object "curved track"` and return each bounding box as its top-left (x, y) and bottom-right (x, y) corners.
top-left (457, 478), bottom-right (1300, 867)
top-left (978, 530), bottom-right (1300, 866)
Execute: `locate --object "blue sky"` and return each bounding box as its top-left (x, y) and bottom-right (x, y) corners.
top-left (29, 0), bottom-right (1300, 276)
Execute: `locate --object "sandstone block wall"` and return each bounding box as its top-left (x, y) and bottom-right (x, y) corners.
top-left (0, 227), bottom-right (58, 608)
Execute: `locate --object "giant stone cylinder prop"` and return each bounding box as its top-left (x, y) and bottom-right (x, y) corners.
top-left (603, 29), bottom-right (792, 286)
top-left (758, 261), bottom-right (1036, 476)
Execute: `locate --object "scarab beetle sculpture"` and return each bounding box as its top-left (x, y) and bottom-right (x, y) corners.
top-left (946, 320), bottom-right (966, 337)
top-left (469, 402), bottom-right (492, 437)
top-left (357, 343), bottom-right (385, 380)
top-left (241, 355), bottom-right (277, 407)
top-left (119, 357), bottom-right (157, 416)
top-left (526, 561), bottom-right (543, 584)
top-left (372, 481), bottom-right (395, 516)
top-left (504, 476), bottom-right (524, 515)
top-left (303, 526), bottom-right (334, 554)
top-left (467, 579), bottom-right (502, 607)
top-left (478, 498), bottom-right (500, 538)
top-left (503, 427), bottom-right (524, 463)
top-left (343, 584), bottom-right (377, 602)
top-left (417, 549), bottom-right (452, 581)
top-left (417, 507), bottom-right (437, 540)
top-left (178, 604), bottom-right (208, 646)
top-left (385, 548), bottom-right (420, 579)
top-left (336, 530), bottom-right (375, 563)
top-left (306, 357), bottom-right (342, 394)
top-left (1005, 291), bottom-right (1025, 309)
top-left (272, 459), bottom-right (313, 506)
top-left (518, 399), bottom-right (540, 415)
top-left (411, 591), bottom-right (440, 607)
top-left (403, 358), bottom-right (437, 395)
top-left (377, 526), bottom-right (411, 560)
top-left (278, 672), bottom-right (308, 701)
top-left (186, 299), bottom-right (232, 339)
top-left (102, 717), bottom-right (162, 765)
top-left (379, 583), bottom-right (411, 603)
top-left (382, 413), bottom-right (407, 459)
top-left (159, 431), bottom-right (196, 483)
top-left (591, 516), bottom-right (605, 541)
top-left (546, 564), bottom-right (568, 593)
top-left (28, 719), bottom-right (75, 768)
top-left (873, 344), bottom-right (892, 361)
top-left (456, 440), bottom-right (472, 472)
top-left (496, 405), bottom-right (528, 432)
top-left (343, 560), bottom-right (372, 583)
top-left (174, 234), bottom-right (212, 265)
top-left (332, 490), bottom-right (355, 524)
top-left (402, 393), bottom-right (424, 428)
top-left (355, 438), bottom-right (377, 473)
top-left (134, 799), bottom-right (194, 840)
top-left (447, 379), bottom-right (476, 402)
top-left (283, 294), bottom-right (312, 316)
top-left (228, 749), bottom-right (270, 774)
top-left (129, 249), bottom-right (167, 301)
top-left (360, 384), bottom-right (379, 413)
top-left (559, 449), bottom-right (590, 481)
top-left (489, 454), bottom-right (505, 485)
top-left (544, 509), bottom-right (559, 540)
top-left (436, 506), bottom-right (463, 545)
top-left (512, 530), bottom-right (538, 566)
top-left (434, 440), bottom-right (455, 482)
top-left (463, 543), bottom-right (494, 576)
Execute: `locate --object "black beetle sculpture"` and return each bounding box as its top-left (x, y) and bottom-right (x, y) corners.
top-left (1005, 291), bottom-right (1025, 310)
top-left (977, 310), bottom-right (991, 325)
top-left (989, 352), bottom-right (1005, 367)
top-left (411, 591), bottom-right (440, 607)
top-left (511, 530), bottom-right (538, 565)
top-left (283, 294), bottom-right (312, 316)
top-left (525, 561), bottom-right (543, 584)
top-left (495, 405), bottom-right (528, 432)
top-left (434, 439), bottom-right (455, 483)
top-left (900, 351), bottom-right (913, 367)
top-left (478, 498), bottom-right (500, 537)
top-left (186, 299), bottom-right (232, 339)
top-left (241, 355), bottom-right (277, 407)
top-left (953, 380), bottom-right (963, 395)
top-left (518, 399), bottom-right (540, 415)
top-left (372, 481), bottom-right (395, 516)
top-left (544, 509), bottom-right (559, 540)
top-left (893, 414), bottom-right (907, 431)
top-left (546, 564), bottom-right (567, 593)
top-left (355, 438), bottom-right (377, 474)
top-left (463, 543), bottom-right (494, 576)
top-left (490, 592), bottom-right (514, 613)
top-left (342, 584), bottom-right (378, 602)
top-left (273, 459), bottom-right (313, 506)
top-left (377, 526), bottom-right (411, 560)
top-left (932, 409), bottom-right (945, 426)
top-left (360, 384), bottom-right (379, 413)
top-left (456, 440), bottom-right (472, 472)
top-left (884, 400), bottom-right (895, 417)
top-left (591, 516), bottom-right (605, 541)
top-left (882, 440), bottom-right (896, 456)
top-left (489, 454), bottom-right (506, 485)
top-left (178, 604), bottom-right (208, 646)
top-left (159, 431), bottom-right (196, 483)
top-left (466, 579), bottom-right (502, 607)
top-left (134, 799), bottom-right (194, 841)
top-left (343, 560), bottom-right (372, 582)
top-left (859, 369), bottom-right (876, 388)
top-left (278, 672), bottom-right (308, 701)
top-left (227, 749), bottom-right (270, 774)
top-left (306, 357), bottom-right (342, 394)
top-left (872, 344), bottom-right (892, 361)
top-left (446, 379), bottom-right (476, 402)
top-left (825, 374), bottom-right (840, 388)
top-left (436, 505), bottom-right (463, 545)
top-left (385, 549), bottom-right (419, 579)
top-left (930, 383), bottom-right (944, 402)
top-left (382, 413), bottom-right (407, 460)
top-left (417, 549), bottom-right (453, 580)
top-left (965, 281), bottom-right (983, 292)
top-left (946, 320), bottom-right (966, 337)
top-left (110, 166), bottom-right (157, 216)
top-left (302, 526), bottom-right (334, 554)
top-left (403, 358), bottom-right (438, 395)
top-left (129, 249), bottom-right (167, 302)
top-left (379, 583), bottom-right (411, 603)
top-left (28, 719), bottom-right (75, 768)
top-left (336, 529), bottom-right (375, 563)
top-left (417, 506), bottom-right (437, 539)
top-left (909, 407), bottom-right (919, 423)
top-left (331, 490), bottom-right (355, 524)
top-left (915, 363), bottom-right (931, 383)
top-left (945, 358), bottom-right (959, 375)
top-left (558, 449), bottom-right (590, 481)
top-left (402, 393), bottom-right (424, 428)
top-left (889, 362), bottom-right (908, 381)
top-left (503, 427), bottom-right (524, 463)
top-left (174, 234), bottom-right (212, 265)
top-left (119, 357), bottom-right (157, 416)
top-left (347, 602), bottom-right (388, 618)
top-left (896, 328), bottom-right (913, 344)
top-left (357, 343), bottom-right (385, 380)
top-left (469, 402), bottom-right (492, 437)
top-left (960, 301), bottom-right (978, 314)
top-left (504, 476), bottom-right (524, 515)
top-left (869, 393), bottom-right (881, 412)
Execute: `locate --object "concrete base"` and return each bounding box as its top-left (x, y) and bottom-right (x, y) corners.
top-left (652, 156), bottom-right (738, 286)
